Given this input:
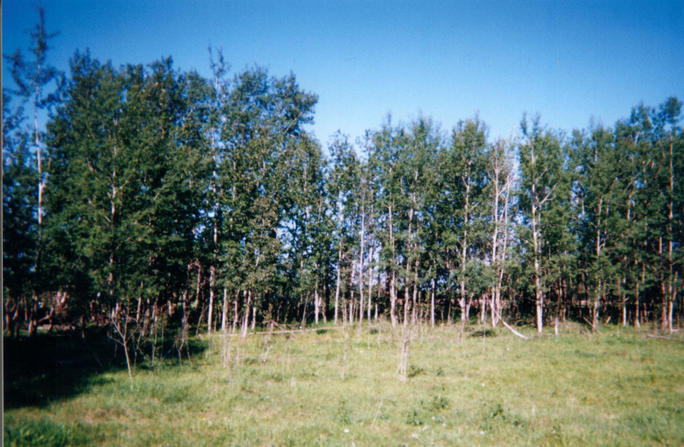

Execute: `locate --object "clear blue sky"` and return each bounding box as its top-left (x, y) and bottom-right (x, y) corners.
top-left (4, 0), bottom-right (683, 146)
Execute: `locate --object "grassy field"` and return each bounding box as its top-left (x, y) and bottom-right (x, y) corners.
top-left (4, 323), bottom-right (684, 446)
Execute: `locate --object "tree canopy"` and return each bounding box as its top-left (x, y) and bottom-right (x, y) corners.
top-left (4, 13), bottom-right (683, 357)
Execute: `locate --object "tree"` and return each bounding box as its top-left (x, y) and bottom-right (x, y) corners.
top-left (3, 92), bottom-right (37, 335)
top-left (518, 117), bottom-right (563, 334)
top-left (485, 139), bottom-right (516, 327)
top-left (327, 133), bottom-right (359, 324)
top-left (4, 7), bottom-right (63, 335)
top-left (368, 121), bottom-right (402, 326)
top-left (45, 53), bottom-right (210, 374)
top-left (440, 119), bottom-right (489, 323)
top-left (216, 68), bottom-right (319, 335)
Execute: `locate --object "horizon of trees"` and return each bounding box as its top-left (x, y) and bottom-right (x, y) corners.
top-left (4, 14), bottom-right (683, 363)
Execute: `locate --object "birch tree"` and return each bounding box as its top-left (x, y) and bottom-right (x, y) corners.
top-left (4, 7), bottom-right (63, 335)
top-left (519, 117), bottom-right (563, 334)
top-left (441, 119), bottom-right (488, 323)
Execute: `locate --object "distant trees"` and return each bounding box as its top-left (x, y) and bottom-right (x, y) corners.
top-left (569, 99), bottom-right (684, 333)
top-left (4, 11), bottom-right (683, 348)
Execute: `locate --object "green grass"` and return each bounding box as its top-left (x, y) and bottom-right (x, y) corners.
top-left (5, 323), bottom-right (684, 446)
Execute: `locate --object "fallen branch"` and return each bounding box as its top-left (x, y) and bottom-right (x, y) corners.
top-left (220, 325), bottom-right (347, 337)
top-left (500, 318), bottom-right (529, 340)
top-left (494, 310), bottom-right (529, 340)
top-left (645, 334), bottom-right (684, 342)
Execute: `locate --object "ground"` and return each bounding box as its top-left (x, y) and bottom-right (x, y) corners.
top-left (4, 323), bottom-right (684, 446)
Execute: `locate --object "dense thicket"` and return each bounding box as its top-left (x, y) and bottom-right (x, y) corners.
top-left (4, 17), bottom-right (683, 358)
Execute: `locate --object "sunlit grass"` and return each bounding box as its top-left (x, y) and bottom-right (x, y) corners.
top-left (5, 323), bottom-right (684, 446)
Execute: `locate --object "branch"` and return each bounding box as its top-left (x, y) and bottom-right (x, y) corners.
top-left (500, 318), bottom-right (529, 340)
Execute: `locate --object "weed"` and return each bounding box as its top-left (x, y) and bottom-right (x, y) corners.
top-left (407, 364), bottom-right (424, 378)
top-left (337, 400), bottom-right (352, 425)
top-left (406, 408), bottom-right (424, 426)
top-left (430, 395), bottom-right (450, 411)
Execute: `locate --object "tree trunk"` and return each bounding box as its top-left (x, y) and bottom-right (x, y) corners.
top-left (667, 139), bottom-right (674, 333)
top-left (404, 208), bottom-right (413, 327)
top-left (241, 290), bottom-right (251, 338)
top-left (592, 282), bottom-right (600, 333)
top-left (367, 246), bottom-right (374, 323)
top-left (388, 204), bottom-right (398, 327)
top-left (490, 157), bottom-right (500, 327)
top-left (221, 288), bottom-right (228, 332)
top-left (531, 187), bottom-right (543, 334)
top-left (411, 259), bottom-right (419, 325)
top-left (592, 198), bottom-right (603, 333)
top-left (314, 279), bottom-right (320, 325)
top-left (358, 208), bottom-right (365, 325)
top-left (430, 277), bottom-right (436, 328)
top-left (179, 290), bottom-right (189, 365)
top-left (460, 181), bottom-right (470, 324)
top-left (403, 278), bottom-right (410, 327)
top-left (480, 293), bottom-right (487, 325)
top-left (301, 291), bottom-right (308, 327)
top-left (233, 291), bottom-right (239, 333)
top-left (668, 272), bottom-right (677, 334)
top-left (113, 304), bottom-right (133, 381)
top-left (27, 293), bottom-right (37, 336)
top-left (334, 242), bottom-right (342, 324)
top-left (207, 265), bottom-right (215, 335)
top-left (390, 270), bottom-right (397, 327)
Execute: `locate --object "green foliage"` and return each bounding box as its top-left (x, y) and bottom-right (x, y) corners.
top-left (3, 121), bottom-right (37, 301)
top-left (5, 9), bottom-right (683, 341)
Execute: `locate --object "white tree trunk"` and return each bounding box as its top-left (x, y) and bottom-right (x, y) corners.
top-left (367, 246), bottom-right (374, 322)
top-left (358, 208), bottom-right (365, 325)
top-left (334, 242), bottom-right (342, 324)
top-left (531, 191), bottom-right (543, 334)
top-left (207, 266), bottom-right (215, 335)
top-left (221, 287), bottom-right (228, 332)
top-left (241, 290), bottom-right (251, 338)
top-left (389, 204), bottom-right (398, 327)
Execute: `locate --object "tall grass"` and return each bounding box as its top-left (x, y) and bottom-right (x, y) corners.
top-left (5, 323), bottom-right (684, 446)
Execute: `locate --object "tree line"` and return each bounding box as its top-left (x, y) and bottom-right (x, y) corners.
top-left (4, 15), bottom-right (683, 355)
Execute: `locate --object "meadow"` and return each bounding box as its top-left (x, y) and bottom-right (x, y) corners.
top-left (4, 323), bottom-right (684, 446)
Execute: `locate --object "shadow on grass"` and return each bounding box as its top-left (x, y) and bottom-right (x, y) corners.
top-left (470, 328), bottom-right (498, 337)
top-left (4, 327), bottom-right (207, 410)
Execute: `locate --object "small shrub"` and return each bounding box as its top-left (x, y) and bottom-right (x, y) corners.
top-left (406, 408), bottom-right (424, 426)
top-left (408, 365), bottom-right (424, 378)
top-left (480, 402), bottom-right (525, 431)
top-left (430, 395), bottom-right (450, 411)
top-left (337, 400), bottom-right (352, 425)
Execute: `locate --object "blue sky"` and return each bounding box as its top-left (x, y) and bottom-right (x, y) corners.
top-left (4, 0), bottom-right (683, 146)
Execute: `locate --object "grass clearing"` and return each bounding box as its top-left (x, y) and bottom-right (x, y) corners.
top-left (5, 323), bottom-right (684, 446)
